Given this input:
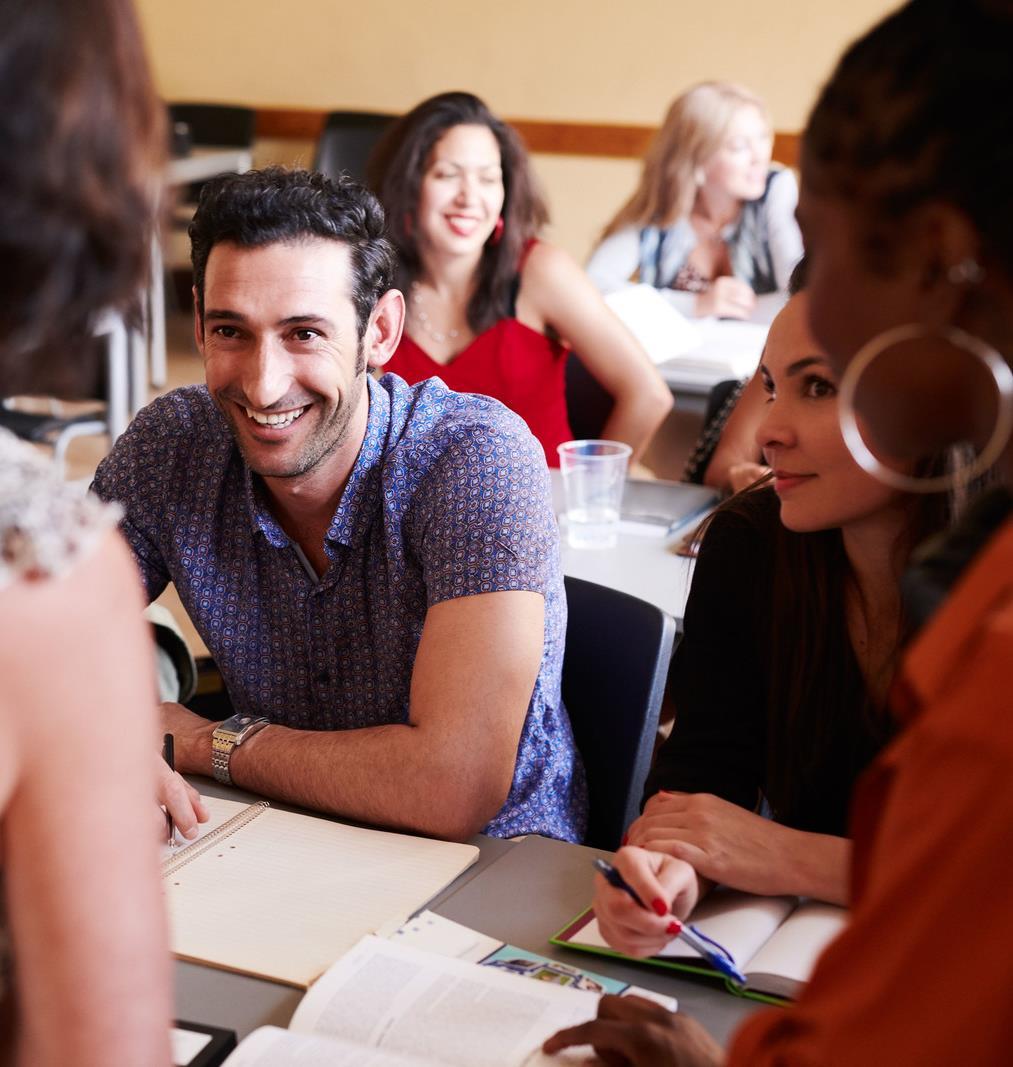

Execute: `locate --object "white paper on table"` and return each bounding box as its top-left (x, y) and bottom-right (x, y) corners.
top-left (604, 285), bottom-right (704, 364)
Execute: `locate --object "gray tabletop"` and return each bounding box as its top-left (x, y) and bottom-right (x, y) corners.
top-left (175, 781), bottom-right (766, 1049)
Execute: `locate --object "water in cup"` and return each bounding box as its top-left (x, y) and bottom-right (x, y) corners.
top-left (557, 440), bottom-right (631, 550)
top-left (567, 505), bottom-right (621, 548)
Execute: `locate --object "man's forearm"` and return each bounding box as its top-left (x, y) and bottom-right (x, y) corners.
top-left (178, 714), bottom-right (513, 841)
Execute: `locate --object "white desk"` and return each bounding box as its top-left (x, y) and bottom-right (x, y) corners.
top-left (550, 472), bottom-right (699, 629)
top-left (656, 318), bottom-right (769, 404)
top-left (167, 148), bottom-right (253, 188)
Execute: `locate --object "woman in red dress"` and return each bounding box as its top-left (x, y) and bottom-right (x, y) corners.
top-left (368, 92), bottom-right (672, 467)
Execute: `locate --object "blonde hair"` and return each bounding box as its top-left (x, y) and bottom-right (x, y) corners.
top-left (603, 82), bottom-right (771, 237)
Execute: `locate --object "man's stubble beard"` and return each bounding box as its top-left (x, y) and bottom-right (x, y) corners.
top-left (229, 342), bottom-right (369, 481)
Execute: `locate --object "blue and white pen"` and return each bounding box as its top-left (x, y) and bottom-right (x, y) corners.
top-left (591, 857), bottom-right (747, 987)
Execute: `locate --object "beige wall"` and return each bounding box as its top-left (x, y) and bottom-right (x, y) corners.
top-left (138, 0), bottom-right (899, 258)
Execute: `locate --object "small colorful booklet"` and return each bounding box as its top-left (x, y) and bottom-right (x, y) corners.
top-left (382, 910), bottom-right (676, 1009)
top-left (552, 888), bottom-right (847, 1004)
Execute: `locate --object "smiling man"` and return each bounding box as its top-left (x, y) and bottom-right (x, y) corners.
top-left (92, 167), bottom-right (586, 843)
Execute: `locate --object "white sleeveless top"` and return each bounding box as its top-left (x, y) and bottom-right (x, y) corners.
top-left (0, 430), bottom-right (120, 1002)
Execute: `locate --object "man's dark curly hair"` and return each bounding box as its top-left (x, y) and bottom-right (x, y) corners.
top-left (190, 167), bottom-right (396, 340)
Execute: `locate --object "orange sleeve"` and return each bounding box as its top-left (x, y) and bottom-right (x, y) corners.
top-left (729, 608), bottom-right (1013, 1066)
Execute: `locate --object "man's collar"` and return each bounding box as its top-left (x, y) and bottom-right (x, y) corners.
top-left (323, 375), bottom-right (389, 549)
top-left (242, 374), bottom-right (391, 552)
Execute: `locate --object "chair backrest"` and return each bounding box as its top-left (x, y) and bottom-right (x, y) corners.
top-left (313, 110), bottom-right (397, 187)
top-left (682, 377), bottom-right (747, 485)
top-left (168, 103), bottom-right (256, 149)
top-left (564, 354), bottom-right (614, 442)
top-left (561, 575), bottom-right (676, 850)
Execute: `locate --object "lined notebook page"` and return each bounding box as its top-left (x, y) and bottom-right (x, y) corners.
top-left (161, 795), bottom-right (250, 862)
top-left (164, 797), bottom-right (479, 987)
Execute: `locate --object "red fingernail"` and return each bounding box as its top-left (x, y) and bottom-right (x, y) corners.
top-left (651, 897), bottom-right (668, 916)
top-left (621, 833), bottom-right (629, 846)
top-left (666, 920), bottom-right (682, 935)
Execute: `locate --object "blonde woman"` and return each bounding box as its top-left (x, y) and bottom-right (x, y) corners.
top-left (587, 82), bottom-right (802, 321)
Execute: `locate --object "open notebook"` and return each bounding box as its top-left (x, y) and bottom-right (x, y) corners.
top-left (553, 888), bottom-right (847, 1003)
top-left (161, 796), bottom-right (479, 987)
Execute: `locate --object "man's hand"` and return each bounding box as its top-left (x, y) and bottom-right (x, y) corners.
top-left (594, 847), bottom-right (703, 958)
top-left (695, 277), bottom-right (756, 320)
top-left (543, 994), bottom-right (724, 1067)
top-left (159, 701), bottom-right (219, 777)
top-left (155, 753), bottom-right (209, 842)
top-left (628, 791), bottom-right (849, 903)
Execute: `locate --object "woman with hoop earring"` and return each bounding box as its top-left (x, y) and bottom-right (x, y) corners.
top-left (368, 92), bottom-right (673, 468)
top-left (578, 260), bottom-right (968, 952)
top-left (543, 2), bottom-right (1013, 1064)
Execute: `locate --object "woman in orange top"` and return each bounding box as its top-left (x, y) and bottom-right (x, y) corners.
top-left (545, 1), bottom-right (1013, 1063)
top-left (369, 92), bottom-right (672, 467)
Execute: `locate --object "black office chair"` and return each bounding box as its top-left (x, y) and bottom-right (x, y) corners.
top-left (168, 102), bottom-right (257, 149)
top-left (561, 576), bottom-right (677, 850)
top-left (313, 110), bottom-right (397, 187)
top-left (167, 102), bottom-right (256, 201)
top-left (564, 354), bottom-right (614, 441)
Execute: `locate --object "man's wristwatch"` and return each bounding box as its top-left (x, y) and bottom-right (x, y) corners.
top-left (211, 714), bottom-right (270, 785)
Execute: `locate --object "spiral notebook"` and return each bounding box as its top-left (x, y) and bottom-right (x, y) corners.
top-left (161, 796), bottom-right (479, 988)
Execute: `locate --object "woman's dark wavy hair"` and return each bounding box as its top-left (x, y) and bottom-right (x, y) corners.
top-left (0, 0), bottom-right (164, 394)
top-left (692, 255), bottom-right (958, 825)
top-left (189, 167), bottom-right (395, 341)
top-left (803, 0), bottom-right (1013, 279)
top-left (367, 92), bottom-right (549, 334)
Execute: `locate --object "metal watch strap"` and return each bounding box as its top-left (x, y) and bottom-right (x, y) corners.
top-left (211, 715), bottom-right (269, 785)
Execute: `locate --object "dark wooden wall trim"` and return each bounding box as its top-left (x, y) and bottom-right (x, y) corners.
top-left (254, 106), bottom-right (800, 167)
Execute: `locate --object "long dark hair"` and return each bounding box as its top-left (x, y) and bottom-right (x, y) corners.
top-left (702, 477), bottom-right (951, 825)
top-left (367, 91), bottom-right (549, 334)
top-left (0, 0), bottom-right (164, 394)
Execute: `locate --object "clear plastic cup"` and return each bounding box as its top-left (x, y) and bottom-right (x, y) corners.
top-left (557, 440), bottom-right (632, 549)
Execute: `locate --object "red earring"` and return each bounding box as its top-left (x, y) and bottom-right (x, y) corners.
top-left (489, 216), bottom-right (505, 246)
top-left (403, 212), bottom-right (414, 238)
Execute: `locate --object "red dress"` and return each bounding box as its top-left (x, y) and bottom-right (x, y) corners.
top-left (386, 250), bottom-right (574, 467)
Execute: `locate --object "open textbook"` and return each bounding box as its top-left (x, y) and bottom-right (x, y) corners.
top-left (221, 936), bottom-right (604, 1067)
top-left (552, 888), bottom-right (847, 1003)
top-left (161, 796), bottom-right (479, 987)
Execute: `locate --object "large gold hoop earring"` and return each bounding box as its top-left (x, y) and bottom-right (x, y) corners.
top-left (838, 323), bottom-right (1013, 494)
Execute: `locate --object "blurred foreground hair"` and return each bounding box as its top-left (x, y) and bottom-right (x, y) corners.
top-left (0, 0), bottom-right (163, 393)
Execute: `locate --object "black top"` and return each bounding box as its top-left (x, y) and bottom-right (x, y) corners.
top-left (645, 488), bottom-right (892, 837)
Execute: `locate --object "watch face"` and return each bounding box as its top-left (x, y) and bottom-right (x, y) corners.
top-left (217, 715), bottom-right (269, 744)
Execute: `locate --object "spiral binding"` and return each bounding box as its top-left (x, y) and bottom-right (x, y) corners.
top-left (161, 800), bottom-right (270, 878)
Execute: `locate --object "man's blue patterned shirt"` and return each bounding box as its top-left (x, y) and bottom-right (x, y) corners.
top-left (93, 373), bottom-right (587, 842)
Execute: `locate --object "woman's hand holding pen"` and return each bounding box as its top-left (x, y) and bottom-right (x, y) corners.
top-left (593, 847), bottom-right (703, 958)
top-left (155, 754), bottom-right (209, 843)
